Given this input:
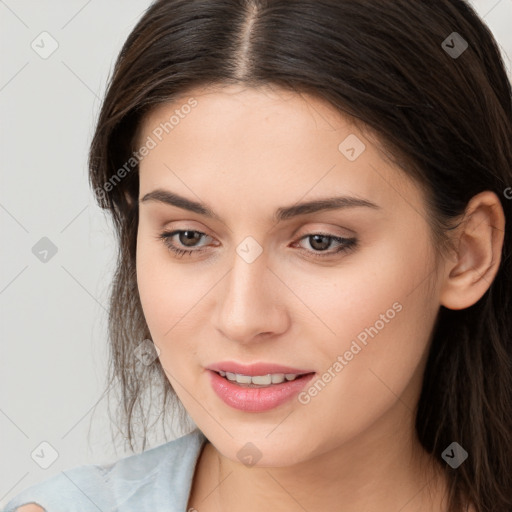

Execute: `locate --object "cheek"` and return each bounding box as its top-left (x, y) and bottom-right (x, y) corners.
top-left (291, 232), bottom-right (437, 434)
top-left (135, 227), bottom-right (218, 358)
top-left (279, 225), bottom-right (434, 352)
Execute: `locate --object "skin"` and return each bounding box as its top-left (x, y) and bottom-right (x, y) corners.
top-left (131, 83), bottom-right (503, 512)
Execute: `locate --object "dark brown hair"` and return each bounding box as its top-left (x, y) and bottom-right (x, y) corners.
top-left (88, 1), bottom-right (512, 511)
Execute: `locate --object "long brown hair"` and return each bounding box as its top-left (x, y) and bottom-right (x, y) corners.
top-left (88, 1), bottom-right (512, 510)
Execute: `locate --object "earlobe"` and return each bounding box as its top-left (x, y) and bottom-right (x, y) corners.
top-left (439, 191), bottom-right (505, 311)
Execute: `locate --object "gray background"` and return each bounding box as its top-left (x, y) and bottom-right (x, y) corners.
top-left (1, 0), bottom-right (511, 505)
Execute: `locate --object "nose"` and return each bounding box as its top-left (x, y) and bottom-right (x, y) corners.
top-left (213, 248), bottom-right (290, 345)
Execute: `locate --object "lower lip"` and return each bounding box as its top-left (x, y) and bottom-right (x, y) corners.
top-left (208, 370), bottom-right (316, 412)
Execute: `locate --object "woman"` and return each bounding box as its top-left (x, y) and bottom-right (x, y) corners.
top-left (5, 0), bottom-right (511, 511)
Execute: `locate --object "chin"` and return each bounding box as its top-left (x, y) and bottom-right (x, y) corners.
top-left (207, 428), bottom-right (322, 468)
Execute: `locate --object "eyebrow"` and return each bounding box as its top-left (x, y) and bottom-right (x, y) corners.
top-left (139, 189), bottom-right (380, 223)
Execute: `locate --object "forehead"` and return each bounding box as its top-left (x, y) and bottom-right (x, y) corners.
top-left (136, 84), bottom-right (424, 220)
top-left (139, 83), bottom-right (356, 145)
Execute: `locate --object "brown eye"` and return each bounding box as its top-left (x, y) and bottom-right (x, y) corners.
top-left (295, 233), bottom-right (358, 259)
top-left (155, 229), bottom-right (357, 260)
top-left (178, 230), bottom-right (204, 247)
top-left (308, 234), bottom-right (333, 251)
top-left (156, 229), bottom-right (211, 257)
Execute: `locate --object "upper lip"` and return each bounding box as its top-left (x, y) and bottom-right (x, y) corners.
top-left (207, 361), bottom-right (315, 376)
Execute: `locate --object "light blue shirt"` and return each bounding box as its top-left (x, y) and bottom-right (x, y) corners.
top-left (3, 428), bottom-right (208, 512)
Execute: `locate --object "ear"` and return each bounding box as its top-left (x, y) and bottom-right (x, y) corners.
top-left (439, 191), bottom-right (505, 310)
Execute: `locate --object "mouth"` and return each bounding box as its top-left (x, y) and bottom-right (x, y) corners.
top-left (212, 370), bottom-right (315, 388)
top-left (208, 368), bottom-right (317, 412)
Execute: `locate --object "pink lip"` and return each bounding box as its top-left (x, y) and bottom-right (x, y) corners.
top-left (208, 370), bottom-right (316, 412)
top-left (207, 361), bottom-right (314, 376)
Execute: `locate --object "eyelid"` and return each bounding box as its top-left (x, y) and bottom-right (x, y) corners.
top-left (159, 222), bottom-right (353, 244)
top-left (157, 228), bottom-right (357, 259)
top-left (293, 223), bottom-right (355, 240)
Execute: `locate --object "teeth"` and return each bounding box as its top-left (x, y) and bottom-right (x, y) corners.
top-left (219, 371), bottom-right (302, 386)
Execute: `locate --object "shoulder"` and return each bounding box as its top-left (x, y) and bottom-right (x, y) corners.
top-left (2, 429), bottom-right (207, 512)
top-left (11, 507), bottom-right (44, 512)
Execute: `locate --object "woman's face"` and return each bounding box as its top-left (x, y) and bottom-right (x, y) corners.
top-left (136, 84), bottom-right (445, 466)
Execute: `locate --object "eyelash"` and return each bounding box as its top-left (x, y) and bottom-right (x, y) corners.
top-left (155, 229), bottom-right (358, 260)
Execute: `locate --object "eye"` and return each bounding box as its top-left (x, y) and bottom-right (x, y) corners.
top-left (156, 229), bottom-right (358, 259)
top-left (293, 233), bottom-right (358, 259)
top-left (156, 229), bottom-right (212, 258)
